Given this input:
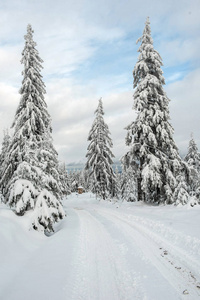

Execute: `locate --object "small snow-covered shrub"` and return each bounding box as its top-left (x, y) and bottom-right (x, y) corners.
top-left (187, 196), bottom-right (198, 208)
top-left (32, 189), bottom-right (65, 233)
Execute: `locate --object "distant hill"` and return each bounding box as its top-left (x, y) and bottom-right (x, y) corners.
top-left (66, 160), bottom-right (122, 173)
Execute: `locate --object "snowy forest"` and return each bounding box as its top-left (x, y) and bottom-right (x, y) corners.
top-left (1, 8), bottom-right (200, 299)
top-left (0, 18), bottom-right (199, 235)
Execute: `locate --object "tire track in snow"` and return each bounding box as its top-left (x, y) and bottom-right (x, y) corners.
top-left (69, 208), bottom-right (145, 300)
top-left (108, 209), bottom-right (200, 282)
top-left (95, 207), bottom-right (200, 299)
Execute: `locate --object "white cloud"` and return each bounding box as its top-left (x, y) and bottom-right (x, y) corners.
top-left (0, 47), bottom-right (21, 85)
top-left (42, 72), bottom-right (134, 163)
top-left (166, 72), bottom-right (183, 83)
top-left (0, 0), bottom-right (199, 164)
top-left (0, 83), bottom-right (19, 140)
top-left (166, 68), bottom-right (200, 156)
top-left (159, 37), bottom-right (200, 67)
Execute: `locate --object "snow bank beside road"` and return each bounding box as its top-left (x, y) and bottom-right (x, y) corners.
top-left (0, 193), bottom-right (200, 299)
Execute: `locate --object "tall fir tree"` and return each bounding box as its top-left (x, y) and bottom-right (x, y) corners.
top-left (85, 98), bottom-right (116, 200)
top-left (123, 17), bottom-right (181, 204)
top-left (0, 25), bottom-right (65, 232)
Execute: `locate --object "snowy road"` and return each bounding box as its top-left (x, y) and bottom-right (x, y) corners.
top-left (0, 193), bottom-right (200, 299)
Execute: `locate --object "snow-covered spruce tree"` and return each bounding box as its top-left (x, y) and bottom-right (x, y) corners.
top-left (0, 130), bottom-right (11, 198)
top-left (113, 166), bottom-right (121, 199)
top-left (58, 162), bottom-right (71, 196)
top-left (67, 170), bottom-right (73, 193)
top-left (174, 174), bottom-right (190, 205)
top-left (0, 25), bottom-right (65, 232)
top-left (123, 17), bottom-right (181, 204)
top-left (121, 166), bottom-right (137, 202)
top-left (69, 169), bottom-right (79, 192)
top-left (0, 130), bottom-right (11, 164)
top-left (0, 130), bottom-right (11, 172)
top-left (184, 135), bottom-right (200, 199)
top-left (82, 168), bottom-right (91, 192)
top-left (185, 135), bottom-right (200, 171)
top-left (85, 98), bottom-right (117, 200)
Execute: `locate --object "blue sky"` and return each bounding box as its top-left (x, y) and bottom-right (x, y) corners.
top-left (0, 0), bottom-right (199, 164)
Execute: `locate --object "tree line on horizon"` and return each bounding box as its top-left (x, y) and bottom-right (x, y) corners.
top-left (0, 18), bottom-right (199, 234)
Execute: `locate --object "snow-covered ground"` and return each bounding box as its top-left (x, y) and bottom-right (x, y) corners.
top-left (0, 193), bottom-right (200, 300)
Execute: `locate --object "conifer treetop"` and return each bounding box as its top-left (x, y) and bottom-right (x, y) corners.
top-left (136, 17), bottom-right (153, 46)
top-left (134, 17), bottom-right (164, 90)
top-left (21, 24), bottom-right (44, 79)
top-left (88, 98), bottom-right (113, 149)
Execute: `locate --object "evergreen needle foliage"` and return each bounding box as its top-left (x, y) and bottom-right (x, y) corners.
top-left (184, 135), bottom-right (200, 200)
top-left (0, 24), bottom-right (65, 232)
top-left (123, 17), bottom-right (182, 204)
top-left (85, 98), bottom-right (117, 200)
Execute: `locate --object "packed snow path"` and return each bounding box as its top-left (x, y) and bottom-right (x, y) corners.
top-left (0, 193), bottom-right (200, 300)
